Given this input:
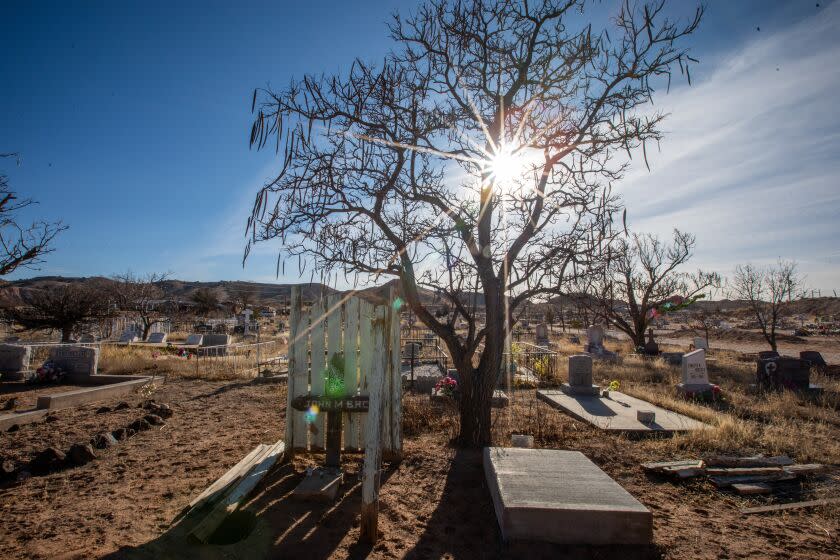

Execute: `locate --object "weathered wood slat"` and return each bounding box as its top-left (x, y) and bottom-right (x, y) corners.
top-left (355, 300), bottom-right (373, 451)
top-left (732, 482), bottom-right (773, 496)
top-left (360, 306), bottom-right (387, 543)
top-left (388, 289), bottom-right (402, 459)
top-left (309, 296), bottom-right (327, 449)
top-left (178, 444), bottom-right (267, 521)
top-left (343, 297), bottom-right (360, 450)
top-left (190, 440), bottom-right (285, 542)
top-left (642, 460), bottom-right (704, 472)
top-left (783, 464), bottom-right (826, 476)
top-left (705, 467), bottom-right (785, 476)
top-left (742, 497), bottom-right (840, 515)
top-left (710, 472), bottom-right (797, 488)
top-left (703, 455), bottom-right (794, 468)
top-left (290, 287), bottom-right (308, 451)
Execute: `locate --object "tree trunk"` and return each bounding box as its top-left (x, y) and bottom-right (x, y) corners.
top-left (457, 356), bottom-right (499, 448)
top-left (142, 322), bottom-right (152, 341)
top-left (61, 325), bottom-right (73, 343)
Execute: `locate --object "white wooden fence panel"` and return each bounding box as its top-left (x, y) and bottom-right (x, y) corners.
top-left (343, 297), bottom-right (360, 449)
top-left (360, 305), bottom-right (387, 542)
top-left (388, 294), bottom-right (402, 457)
top-left (309, 297), bottom-right (327, 449)
top-left (289, 288), bottom-right (309, 451)
top-left (355, 300), bottom-right (374, 450)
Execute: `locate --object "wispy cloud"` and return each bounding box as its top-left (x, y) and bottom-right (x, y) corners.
top-left (618, 2), bottom-right (840, 290)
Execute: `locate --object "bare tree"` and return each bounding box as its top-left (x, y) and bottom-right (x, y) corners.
top-left (581, 229), bottom-right (720, 347)
top-left (111, 272), bottom-right (170, 340)
top-left (246, 0), bottom-right (702, 446)
top-left (2, 281), bottom-right (112, 342)
top-left (730, 260), bottom-right (802, 352)
top-left (0, 154), bottom-right (67, 276)
top-left (689, 281), bottom-right (725, 344)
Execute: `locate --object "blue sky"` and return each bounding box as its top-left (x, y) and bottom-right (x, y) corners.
top-left (2, 0), bottom-right (838, 292)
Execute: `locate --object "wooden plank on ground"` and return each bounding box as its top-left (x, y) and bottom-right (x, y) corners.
top-left (704, 455), bottom-right (794, 468)
top-left (642, 460), bottom-right (704, 472)
top-left (706, 467), bottom-right (784, 476)
top-left (711, 472), bottom-right (797, 488)
top-left (343, 297), bottom-right (360, 450)
top-left (177, 444), bottom-right (267, 521)
top-left (742, 497), bottom-right (840, 514)
top-left (732, 483), bottom-right (773, 496)
top-left (309, 296), bottom-right (327, 449)
top-left (190, 440), bottom-right (285, 542)
top-left (784, 464), bottom-right (826, 476)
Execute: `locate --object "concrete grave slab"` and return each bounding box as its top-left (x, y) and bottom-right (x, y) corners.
top-left (291, 468), bottom-right (343, 501)
top-left (35, 376), bottom-right (159, 411)
top-left (0, 409), bottom-right (49, 431)
top-left (537, 390), bottom-right (709, 433)
top-left (483, 447), bottom-right (652, 545)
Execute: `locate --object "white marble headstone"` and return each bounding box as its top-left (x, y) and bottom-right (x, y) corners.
top-left (681, 349), bottom-right (708, 385)
top-left (587, 325), bottom-right (605, 347)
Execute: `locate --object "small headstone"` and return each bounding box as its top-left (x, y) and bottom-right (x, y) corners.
top-left (637, 410), bottom-right (656, 424)
top-left (185, 333), bottom-right (203, 346)
top-left (47, 345), bottom-right (98, 378)
top-left (584, 325), bottom-right (618, 361)
top-left (535, 323), bottom-right (549, 346)
top-left (586, 325), bottom-right (605, 349)
top-left (800, 351), bottom-right (826, 368)
top-left (0, 344), bottom-right (31, 380)
top-left (569, 335), bottom-right (580, 344)
top-left (661, 352), bottom-right (683, 366)
top-left (756, 357), bottom-right (819, 393)
top-left (676, 349), bottom-right (716, 398)
top-left (119, 331), bottom-right (137, 343)
top-left (511, 434), bottom-right (534, 448)
top-left (562, 355), bottom-right (600, 396)
top-left (79, 334), bottom-right (95, 343)
top-left (147, 332), bottom-right (167, 344)
top-left (693, 337), bottom-right (709, 351)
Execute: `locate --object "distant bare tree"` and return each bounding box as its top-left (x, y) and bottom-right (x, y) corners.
top-left (111, 272), bottom-right (170, 340)
top-left (689, 281), bottom-right (726, 344)
top-left (730, 260), bottom-right (803, 352)
top-left (582, 230), bottom-right (721, 347)
top-left (0, 153), bottom-right (67, 276)
top-left (230, 285), bottom-right (260, 315)
top-left (246, 0), bottom-right (702, 446)
top-left (2, 281), bottom-right (112, 342)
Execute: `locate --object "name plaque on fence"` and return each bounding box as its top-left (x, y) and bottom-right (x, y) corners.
top-left (290, 395), bottom-right (370, 412)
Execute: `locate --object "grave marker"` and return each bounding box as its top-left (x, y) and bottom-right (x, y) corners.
top-left (185, 333), bottom-right (204, 346)
top-left (48, 345), bottom-right (98, 379)
top-left (147, 332), bottom-right (167, 344)
top-left (676, 349), bottom-right (717, 398)
top-left (756, 357), bottom-right (821, 394)
top-left (0, 344), bottom-right (31, 381)
top-left (562, 355), bottom-right (600, 396)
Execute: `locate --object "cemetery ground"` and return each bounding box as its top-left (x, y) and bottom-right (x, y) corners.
top-left (1, 340), bottom-right (839, 559)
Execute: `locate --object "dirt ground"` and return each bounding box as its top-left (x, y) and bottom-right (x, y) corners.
top-left (1, 376), bottom-right (838, 560)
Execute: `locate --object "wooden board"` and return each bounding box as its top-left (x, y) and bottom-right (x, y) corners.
top-left (343, 297), bottom-right (360, 450)
top-left (289, 288), bottom-right (308, 451)
top-left (309, 297), bottom-right (327, 449)
top-left (360, 306), bottom-right (387, 543)
top-left (536, 390), bottom-right (709, 433)
top-left (742, 497), bottom-right (840, 515)
top-left (484, 447), bottom-right (652, 545)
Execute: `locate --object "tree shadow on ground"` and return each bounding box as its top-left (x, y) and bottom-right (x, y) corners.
top-left (403, 449), bottom-right (665, 560)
